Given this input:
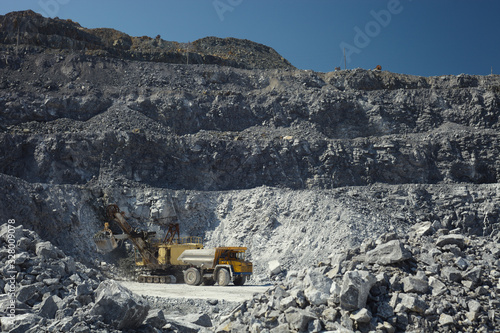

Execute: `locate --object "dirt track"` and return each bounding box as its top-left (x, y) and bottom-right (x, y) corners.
top-left (120, 281), bottom-right (271, 302)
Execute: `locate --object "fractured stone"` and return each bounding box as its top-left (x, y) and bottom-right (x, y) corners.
top-left (436, 234), bottom-right (466, 249)
top-left (402, 276), bottom-right (429, 294)
top-left (364, 240), bottom-right (412, 265)
top-left (339, 270), bottom-right (376, 311)
top-left (284, 307), bottom-right (317, 332)
top-left (90, 280), bottom-right (149, 329)
top-left (441, 266), bottom-right (462, 283)
top-left (350, 308), bottom-right (371, 323)
top-left (399, 293), bottom-right (427, 314)
top-left (438, 313), bottom-right (454, 326)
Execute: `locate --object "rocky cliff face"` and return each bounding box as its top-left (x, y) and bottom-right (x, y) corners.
top-left (0, 10), bottom-right (499, 279)
top-left (2, 51), bottom-right (500, 190)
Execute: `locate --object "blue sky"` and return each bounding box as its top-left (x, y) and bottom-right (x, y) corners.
top-left (2, 0), bottom-right (500, 77)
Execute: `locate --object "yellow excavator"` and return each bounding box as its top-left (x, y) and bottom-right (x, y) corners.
top-left (93, 204), bottom-right (253, 285)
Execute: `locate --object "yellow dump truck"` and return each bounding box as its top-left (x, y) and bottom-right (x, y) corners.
top-left (94, 204), bottom-right (253, 285)
top-left (178, 247), bottom-right (253, 286)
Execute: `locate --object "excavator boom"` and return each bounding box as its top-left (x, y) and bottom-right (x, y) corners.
top-left (94, 204), bottom-right (161, 268)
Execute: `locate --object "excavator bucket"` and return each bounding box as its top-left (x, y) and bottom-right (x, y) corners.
top-left (93, 230), bottom-right (118, 252)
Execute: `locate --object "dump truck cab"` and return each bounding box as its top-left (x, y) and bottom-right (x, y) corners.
top-left (213, 247), bottom-right (253, 285)
top-left (214, 247), bottom-right (253, 280)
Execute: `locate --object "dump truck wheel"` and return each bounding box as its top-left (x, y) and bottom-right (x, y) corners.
top-left (233, 276), bottom-right (246, 286)
top-left (217, 268), bottom-right (230, 286)
top-left (184, 267), bottom-right (201, 285)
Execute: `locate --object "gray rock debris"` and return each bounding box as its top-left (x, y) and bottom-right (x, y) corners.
top-left (216, 226), bottom-right (500, 332)
top-left (0, 224), bottom-right (217, 332)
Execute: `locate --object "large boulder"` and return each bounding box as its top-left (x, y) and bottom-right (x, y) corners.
top-left (339, 270), bottom-right (376, 311)
top-left (364, 240), bottom-right (412, 265)
top-left (89, 280), bottom-right (149, 329)
top-left (303, 268), bottom-right (333, 306)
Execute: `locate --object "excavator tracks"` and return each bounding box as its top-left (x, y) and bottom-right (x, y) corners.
top-left (137, 275), bottom-right (177, 284)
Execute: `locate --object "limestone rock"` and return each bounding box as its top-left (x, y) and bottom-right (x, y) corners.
top-left (441, 266), bottom-right (462, 283)
top-left (438, 313), bottom-right (454, 326)
top-left (364, 240), bottom-right (412, 265)
top-left (0, 313), bottom-right (42, 333)
top-left (284, 308), bottom-right (317, 332)
top-left (38, 295), bottom-right (63, 319)
top-left (468, 300), bottom-right (481, 313)
top-left (279, 295), bottom-right (297, 311)
top-left (35, 241), bottom-right (62, 259)
top-left (268, 260), bottom-right (283, 276)
top-left (411, 221), bottom-right (434, 237)
top-left (350, 308), bottom-right (372, 323)
top-left (303, 268), bottom-right (332, 306)
top-left (462, 266), bottom-right (482, 283)
top-left (398, 293), bottom-right (427, 314)
top-left (436, 234), bottom-right (466, 249)
top-left (375, 301), bottom-right (394, 319)
top-left (90, 280), bottom-right (149, 329)
top-left (304, 286), bottom-right (329, 306)
top-left (402, 276), bottom-right (429, 294)
top-left (16, 283), bottom-right (41, 304)
top-left (75, 281), bottom-right (92, 297)
top-left (429, 276), bottom-right (447, 296)
top-left (177, 313), bottom-right (213, 328)
top-left (339, 270), bottom-right (376, 311)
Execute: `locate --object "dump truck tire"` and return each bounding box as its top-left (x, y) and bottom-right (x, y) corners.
top-left (184, 267), bottom-right (201, 285)
top-left (233, 275), bottom-right (246, 286)
top-left (217, 268), bottom-right (230, 286)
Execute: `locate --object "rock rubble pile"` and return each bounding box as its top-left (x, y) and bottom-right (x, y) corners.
top-left (217, 225), bottom-right (500, 332)
top-left (0, 224), bottom-right (217, 332)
